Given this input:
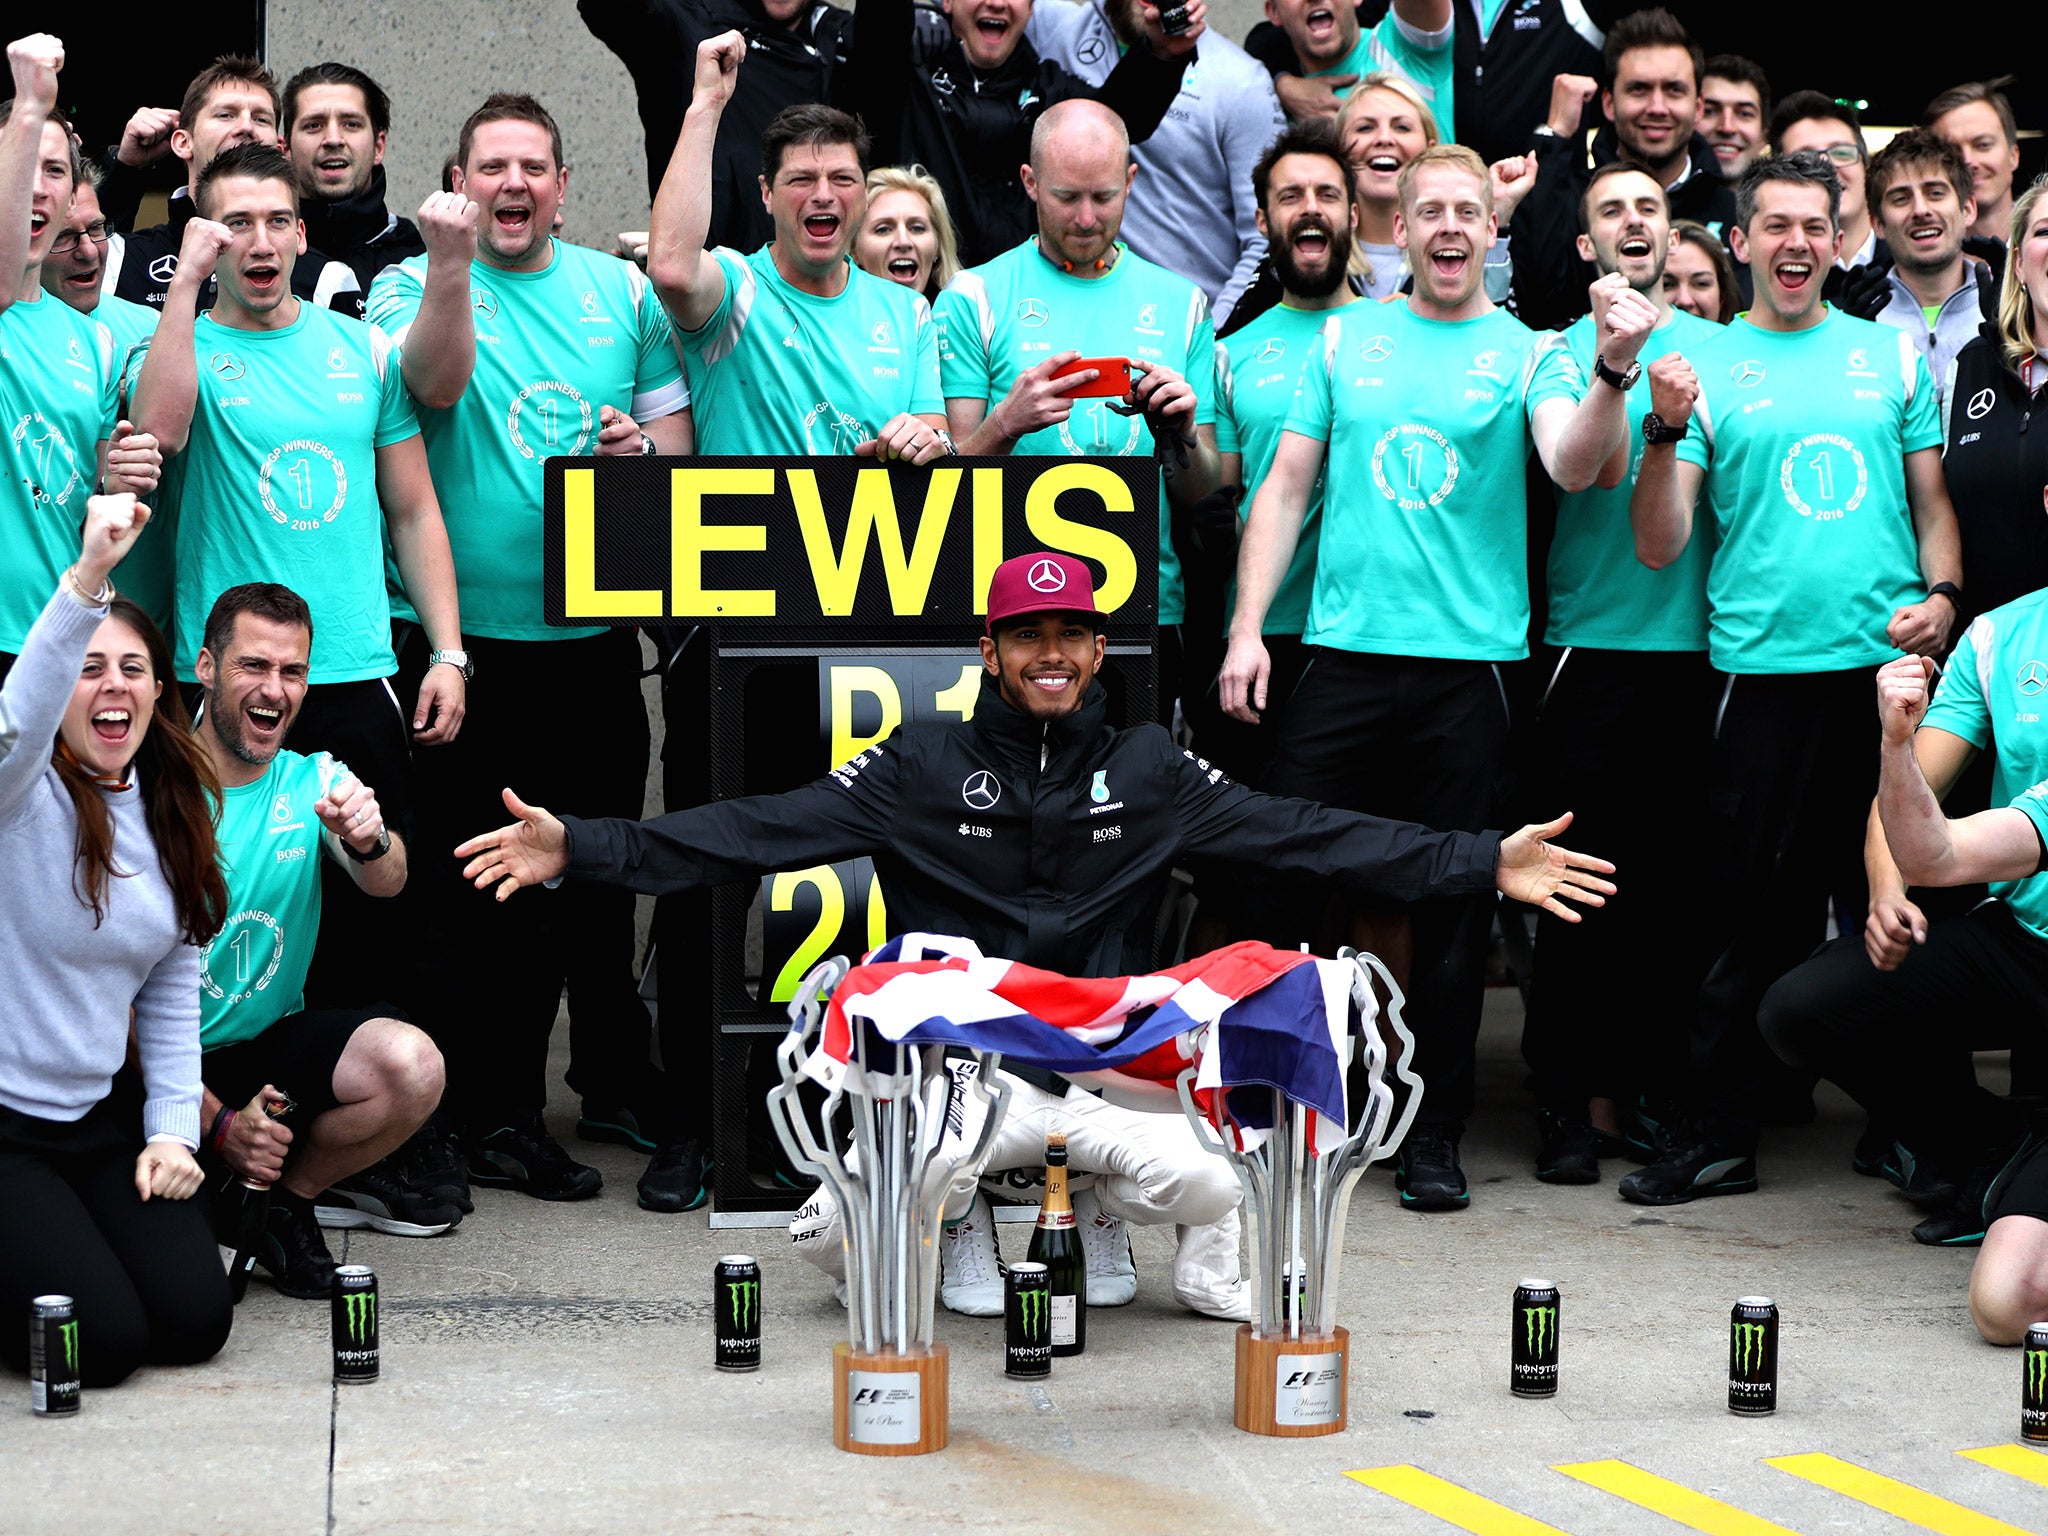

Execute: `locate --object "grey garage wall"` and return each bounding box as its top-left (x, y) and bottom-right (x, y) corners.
top-left (266, 0), bottom-right (1268, 254)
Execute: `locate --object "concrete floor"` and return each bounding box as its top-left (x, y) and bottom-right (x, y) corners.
top-left (5, 990), bottom-right (2045, 1536)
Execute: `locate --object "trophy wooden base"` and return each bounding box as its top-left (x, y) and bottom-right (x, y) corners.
top-left (1233, 1323), bottom-right (1349, 1437)
top-left (832, 1341), bottom-right (949, 1456)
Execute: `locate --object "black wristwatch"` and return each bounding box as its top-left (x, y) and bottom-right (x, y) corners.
top-left (1593, 352), bottom-right (1641, 392)
top-left (342, 827), bottom-right (393, 864)
top-left (1642, 412), bottom-right (1689, 445)
top-left (1927, 581), bottom-right (1962, 609)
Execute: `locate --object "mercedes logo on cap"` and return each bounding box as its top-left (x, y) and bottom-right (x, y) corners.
top-left (1027, 559), bottom-right (1067, 594)
top-left (962, 771), bottom-right (1002, 810)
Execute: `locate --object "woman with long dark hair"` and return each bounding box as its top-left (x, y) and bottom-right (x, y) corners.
top-left (0, 495), bottom-right (234, 1388)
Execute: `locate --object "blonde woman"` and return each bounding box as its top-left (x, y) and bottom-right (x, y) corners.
top-left (1939, 173), bottom-right (2048, 625)
top-left (1335, 72), bottom-right (1522, 303)
top-left (854, 165), bottom-right (962, 301)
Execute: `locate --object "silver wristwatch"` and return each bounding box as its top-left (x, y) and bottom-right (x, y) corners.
top-left (428, 648), bottom-right (474, 680)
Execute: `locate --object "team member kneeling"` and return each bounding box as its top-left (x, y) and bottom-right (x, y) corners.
top-left (455, 552), bottom-right (1616, 1318)
top-left (191, 584), bottom-right (451, 1299)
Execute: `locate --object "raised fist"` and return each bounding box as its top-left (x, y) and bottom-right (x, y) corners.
top-left (7, 34), bottom-right (63, 117)
top-left (417, 190), bottom-right (480, 265)
top-left (1547, 74), bottom-right (1598, 140)
top-left (177, 216), bottom-right (237, 284)
top-left (1645, 353), bottom-right (1698, 426)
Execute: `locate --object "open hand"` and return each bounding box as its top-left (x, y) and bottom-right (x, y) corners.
top-left (1495, 812), bottom-right (1616, 921)
top-left (455, 787), bottom-right (569, 901)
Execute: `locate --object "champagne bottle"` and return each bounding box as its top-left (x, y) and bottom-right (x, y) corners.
top-left (213, 1092), bottom-right (295, 1303)
top-left (1026, 1131), bottom-right (1085, 1357)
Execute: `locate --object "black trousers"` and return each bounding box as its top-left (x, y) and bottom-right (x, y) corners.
top-left (1521, 647), bottom-right (1718, 1109)
top-left (1759, 903), bottom-right (2048, 1168)
top-left (1256, 650), bottom-right (1512, 1125)
top-left (1183, 634), bottom-right (1310, 790)
top-left (1686, 666), bottom-right (1880, 1129)
top-left (0, 1098), bottom-right (231, 1386)
top-left (400, 627), bottom-right (654, 1128)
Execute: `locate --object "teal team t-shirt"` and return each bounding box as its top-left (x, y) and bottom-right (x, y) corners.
top-left (94, 295), bottom-right (172, 633)
top-left (0, 293), bottom-right (118, 654)
top-left (1284, 298), bottom-right (1581, 660)
top-left (141, 303), bottom-right (419, 682)
top-left (1311, 11), bottom-right (1456, 139)
top-left (1215, 301), bottom-right (1357, 636)
top-left (1544, 306), bottom-right (1720, 651)
top-left (199, 749), bottom-right (345, 1050)
top-left (674, 246), bottom-right (942, 460)
top-left (1924, 589), bottom-right (2048, 939)
top-left (935, 240), bottom-right (1216, 626)
top-left (367, 239), bottom-right (689, 641)
top-left (1675, 310), bottom-right (1940, 675)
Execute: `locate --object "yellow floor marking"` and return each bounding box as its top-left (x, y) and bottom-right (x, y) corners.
top-left (1767, 1452), bottom-right (2033, 1536)
top-left (1344, 1465), bottom-right (1574, 1535)
top-left (1956, 1444), bottom-right (2048, 1488)
top-left (1554, 1459), bottom-right (1805, 1535)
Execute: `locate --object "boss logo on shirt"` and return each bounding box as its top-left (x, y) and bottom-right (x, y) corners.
top-left (508, 380), bottom-right (593, 459)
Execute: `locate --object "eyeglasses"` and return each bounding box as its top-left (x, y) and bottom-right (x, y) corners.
top-left (49, 223), bottom-right (110, 255)
top-left (1815, 143), bottom-right (1864, 167)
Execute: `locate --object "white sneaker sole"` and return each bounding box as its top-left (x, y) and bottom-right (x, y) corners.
top-left (315, 1203), bottom-right (454, 1238)
top-left (939, 1286), bottom-right (1005, 1317)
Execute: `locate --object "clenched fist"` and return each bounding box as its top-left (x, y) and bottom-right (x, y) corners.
top-left (1645, 353), bottom-right (1699, 428)
top-left (417, 190), bottom-right (480, 265)
top-left (7, 33), bottom-right (63, 117)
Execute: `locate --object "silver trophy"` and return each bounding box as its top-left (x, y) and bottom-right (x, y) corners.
top-left (767, 957), bottom-right (1012, 1454)
top-left (1176, 948), bottom-right (1419, 1435)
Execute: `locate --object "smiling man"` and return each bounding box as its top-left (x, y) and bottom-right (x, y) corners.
top-left (1926, 80), bottom-right (2023, 249)
top-left (1699, 55), bottom-right (1768, 186)
top-left (1265, 0), bottom-right (1453, 134)
top-left (454, 548), bottom-right (1617, 1317)
top-left (281, 63), bottom-right (425, 319)
top-left (1860, 129), bottom-right (1993, 412)
top-left (1218, 143), bottom-right (1655, 1212)
top-left (188, 582), bottom-right (454, 1299)
top-left (1622, 150), bottom-right (1964, 1206)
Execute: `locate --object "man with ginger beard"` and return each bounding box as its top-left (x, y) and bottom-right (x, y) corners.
top-left (1185, 121), bottom-right (1360, 787)
top-left (1519, 161), bottom-right (1722, 1186)
top-left (1621, 150), bottom-right (1964, 1205)
top-left (1218, 144), bottom-right (1656, 1211)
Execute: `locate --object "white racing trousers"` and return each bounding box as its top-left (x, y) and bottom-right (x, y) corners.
top-left (789, 1063), bottom-right (1245, 1313)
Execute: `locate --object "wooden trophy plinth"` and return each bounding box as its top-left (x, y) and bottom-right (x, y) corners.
top-left (831, 1341), bottom-right (949, 1455)
top-left (1233, 1323), bottom-right (1349, 1437)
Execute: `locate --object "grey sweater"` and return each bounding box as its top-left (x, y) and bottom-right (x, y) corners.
top-left (0, 586), bottom-right (202, 1147)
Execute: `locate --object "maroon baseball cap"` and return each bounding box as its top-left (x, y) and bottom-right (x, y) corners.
top-left (984, 551), bottom-right (1107, 633)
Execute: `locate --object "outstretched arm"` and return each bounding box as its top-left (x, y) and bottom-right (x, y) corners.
top-left (647, 31), bottom-right (746, 334)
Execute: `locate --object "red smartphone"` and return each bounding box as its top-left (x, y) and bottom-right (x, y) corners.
top-left (1052, 356), bottom-right (1133, 397)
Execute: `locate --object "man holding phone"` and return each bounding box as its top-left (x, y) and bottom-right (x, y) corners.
top-left (935, 98), bottom-right (1221, 722)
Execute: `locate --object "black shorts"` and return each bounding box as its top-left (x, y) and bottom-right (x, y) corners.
top-left (1990, 1136), bottom-right (2048, 1225)
top-left (201, 1005), bottom-right (399, 1126)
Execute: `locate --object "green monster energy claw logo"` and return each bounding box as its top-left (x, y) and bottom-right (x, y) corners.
top-left (725, 1280), bottom-right (759, 1331)
top-left (59, 1320), bottom-right (78, 1374)
top-left (343, 1290), bottom-right (377, 1344)
top-left (1017, 1288), bottom-right (1046, 1339)
top-left (1522, 1306), bottom-right (1556, 1355)
top-left (2027, 1346), bottom-right (2048, 1402)
top-left (1734, 1322), bottom-right (1769, 1375)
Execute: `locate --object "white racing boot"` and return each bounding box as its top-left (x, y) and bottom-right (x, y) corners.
top-left (1172, 1206), bottom-right (1252, 1321)
top-left (1073, 1185), bottom-right (1137, 1305)
top-left (938, 1191), bottom-right (1005, 1316)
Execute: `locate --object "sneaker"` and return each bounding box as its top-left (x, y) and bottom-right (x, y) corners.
top-left (938, 1193), bottom-right (1004, 1316)
top-left (577, 1101), bottom-right (660, 1154)
top-left (1395, 1123), bottom-right (1469, 1211)
top-left (1617, 1130), bottom-right (1758, 1206)
top-left (1851, 1118), bottom-right (1891, 1178)
top-left (637, 1138), bottom-right (709, 1213)
top-left (1590, 1125), bottom-right (1634, 1160)
top-left (254, 1196), bottom-right (337, 1299)
top-left (468, 1112), bottom-right (604, 1201)
top-left (1172, 1211), bottom-right (1252, 1320)
top-left (1073, 1186), bottom-right (1136, 1305)
top-left (1619, 1097), bottom-right (1677, 1165)
top-left (317, 1158), bottom-right (462, 1236)
top-left (404, 1117), bottom-right (472, 1214)
top-left (1882, 1142), bottom-right (1960, 1210)
top-left (1915, 1131), bottom-right (2039, 1249)
top-left (1535, 1110), bottom-right (1600, 1185)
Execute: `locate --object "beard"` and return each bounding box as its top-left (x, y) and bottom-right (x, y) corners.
top-left (1273, 215), bottom-right (1354, 300)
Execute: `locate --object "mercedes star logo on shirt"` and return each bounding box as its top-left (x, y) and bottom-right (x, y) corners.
top-left (1359, 335), bottom-right (1394, 362)
top-left (1966, 388), bottom-right (1996, 421)
top-left (1731, 361), bottom-right (1766, 388)
top-left (2018, 661), bottom-right (2047, 697)
top-left (1027, 559), bottom-right (1067, 593)
top-left (1017, 299), bottom-right (1049, 327)
top-left (962, 771), bottom-right (1002, 810)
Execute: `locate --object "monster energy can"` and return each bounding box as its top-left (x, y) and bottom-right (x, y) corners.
top-left (715, 1255), bottom-right (762, 1372)
top-left (1511, 1279), bottom-right (1560, 1397)
top-left (331, 1265), bottom-right (380, 1384)
top-left (1728, 1296), bottom-right (1778, 1415)
top-left (1006, 1261), bottom-right (1052, 1379)
top-left (2023, 1321), bottom-right (2048, 1442)
top-left (30, 1296), bottom-right (80, 1415)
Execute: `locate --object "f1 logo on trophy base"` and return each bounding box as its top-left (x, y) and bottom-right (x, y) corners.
top-left (1180, 948), bottom-right (1419, 1437)
top-left (768, 958), bottom-right (1011, 1456)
